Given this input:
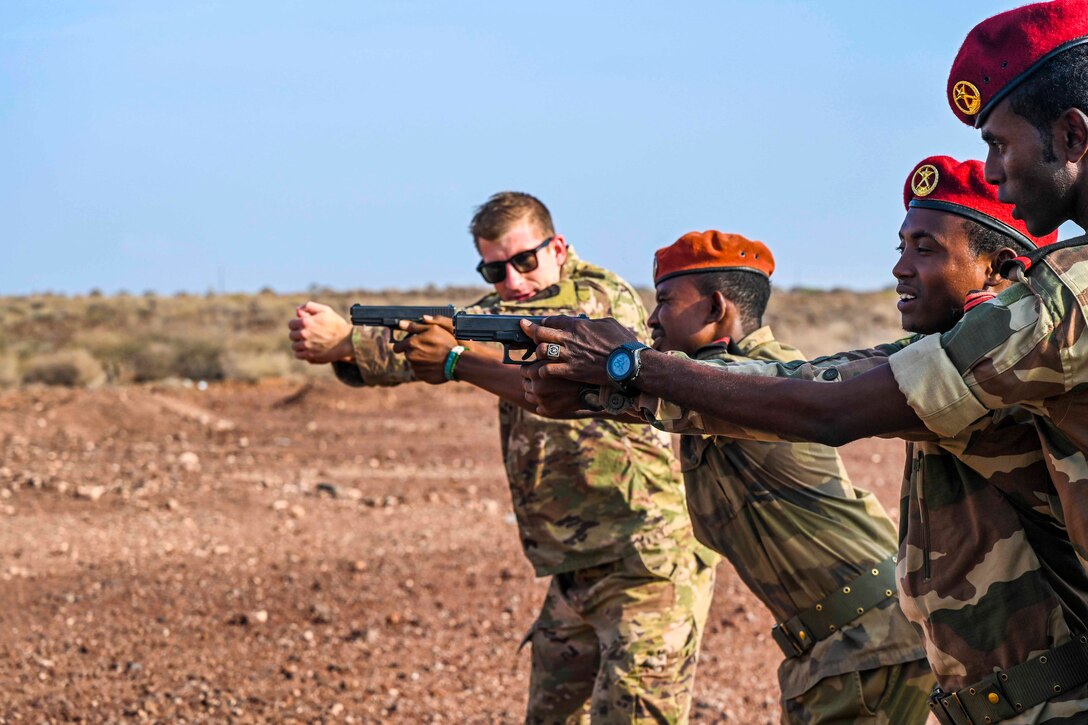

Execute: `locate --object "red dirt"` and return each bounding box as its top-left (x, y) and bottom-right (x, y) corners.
top-left (0, 379), bottom-right (909, 723)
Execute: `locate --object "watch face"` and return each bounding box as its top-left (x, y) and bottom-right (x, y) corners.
top-left (608, 351), bottom-right (633, 379)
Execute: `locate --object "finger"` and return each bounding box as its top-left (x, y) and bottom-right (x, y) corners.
top-left (292, 341), bottom-right (308, 353)
top-left (426, 315), bottom-right (456, 333)
top-left (299, 301), bottom-right (326, 315)
top-left (536, 362), bottom-right (578, 380)
top-left (520, 318), bottom-right (568, 345)
top-left (287, 318), bottom-right (304, 330)
top-left (288, 329), bottom-right (306, 342)
top-left (520, 361), bottom-right (547, 380)
top-left (399, 320), bottom-right (430, 335)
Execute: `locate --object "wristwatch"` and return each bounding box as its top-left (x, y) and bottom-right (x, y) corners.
top-left (606, 342), bottom-right (650, 388)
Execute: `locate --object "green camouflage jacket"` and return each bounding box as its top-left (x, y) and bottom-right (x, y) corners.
top-left (678, 328), bottom-right (925, 699)
top-left (887, 239), bottom-right (1088, 572)
top-left (334, 249), bottom-right (714, 576)
top-left (660, 336), bottom-right (1088, 696)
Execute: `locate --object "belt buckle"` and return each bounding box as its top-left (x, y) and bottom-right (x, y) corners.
top-left (770, 623), bottom-right (805, 658)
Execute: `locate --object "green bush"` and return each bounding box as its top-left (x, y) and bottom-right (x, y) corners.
top-left (21, 349), bottom-right (105, 387)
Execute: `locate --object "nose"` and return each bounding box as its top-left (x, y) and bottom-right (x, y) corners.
top-left (984, 148), bottom-right (1004, 187)
top-left (500, 263), bottom-right (528, 293)
top-left (647, 304), bottom-right (661, 329)
top-left (892, 250), bottom-right (913, 281)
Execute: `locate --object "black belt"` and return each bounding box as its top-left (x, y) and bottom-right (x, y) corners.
top-left (771, 555), bottom-right (898, 659)
top-left (929, 633), bottom-right (1088, 725)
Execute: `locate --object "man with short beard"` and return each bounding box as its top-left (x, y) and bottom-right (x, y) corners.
top-left (289, 191), bottom-right (717, 724)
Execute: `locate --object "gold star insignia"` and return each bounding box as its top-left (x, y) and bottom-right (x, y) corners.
top-left (911, 164), bottom-right (939, 197)
top-left (953, 80), bottom-right (981, 115)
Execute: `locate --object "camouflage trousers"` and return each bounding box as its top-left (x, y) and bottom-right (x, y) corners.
top-left (524, 548), bottom-right (716, 724)
top-left (782, 657), bottom-right (932, 724)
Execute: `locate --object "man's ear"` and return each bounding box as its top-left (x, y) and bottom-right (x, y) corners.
top-left (551, 234), bottom-right (568, 267)
top-left (985, 248), bottom-right (1018, 287)
top-left (1057, 108), bottom-right (1088, 164)
top-left (708, 290), bottom-right (732, 324)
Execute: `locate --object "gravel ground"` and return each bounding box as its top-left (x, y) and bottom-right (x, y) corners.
top-left (0, 378), bottom-right (913, 723)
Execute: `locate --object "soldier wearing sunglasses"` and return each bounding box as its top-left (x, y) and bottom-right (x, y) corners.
top-left (288, 191), bottom-right (717, 723)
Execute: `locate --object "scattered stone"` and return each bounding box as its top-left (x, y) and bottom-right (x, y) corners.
top-left (309, 603), bottom-right (333, 625)
top-left (288, 505), bottom-right (306, 519)
top-left (316, 482), bottom-right (339, 498)
top-left (251, 610), bottom-right (269, 624)
top-left (177, 452), bottom-right (200, 472)
top-left (75, 485), bottom-right (106, 502)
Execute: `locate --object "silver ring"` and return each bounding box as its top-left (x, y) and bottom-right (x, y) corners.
top-left (545, 343), bottom-right (562, 360)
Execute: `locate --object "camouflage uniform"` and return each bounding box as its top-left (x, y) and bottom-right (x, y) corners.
top-left (334, 249), bottom-right (718, 724)
top-left (642, 331), bottom-right (1088, 723)
top-left (669, 329), bottom-right (931, 724)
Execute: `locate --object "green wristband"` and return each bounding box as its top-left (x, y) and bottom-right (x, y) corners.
top-left (444, 345), bottom-right (467, 381)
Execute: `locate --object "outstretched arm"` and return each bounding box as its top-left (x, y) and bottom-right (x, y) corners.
top-left (520, 316), bottom-right (923, 445)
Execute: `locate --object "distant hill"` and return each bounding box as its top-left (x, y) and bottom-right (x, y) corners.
top-left (0, 286), bottom-right (903, 388)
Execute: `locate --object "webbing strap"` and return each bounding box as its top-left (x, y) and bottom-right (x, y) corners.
top-left (929, 633), bottom-right (1088, 724)
top-left (771, 555), bottom-right (897, 659)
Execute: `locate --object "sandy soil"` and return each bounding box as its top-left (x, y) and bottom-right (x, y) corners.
top-left (0, 378), bottom-right (910, 723)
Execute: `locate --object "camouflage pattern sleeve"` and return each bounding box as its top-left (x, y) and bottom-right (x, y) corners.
top-left (636, 336), bottom-right (921, 441)
top-left (887, 248), bottom-right (1088, 438)
top-left (331, 326), bottom-right (415, 388)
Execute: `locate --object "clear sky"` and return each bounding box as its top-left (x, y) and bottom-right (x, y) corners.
top-left (1, 1), bottom-right (1069, 296)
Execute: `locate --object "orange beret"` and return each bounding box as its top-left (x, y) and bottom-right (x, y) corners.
top-left (653, 231), bottom-right (775, 285)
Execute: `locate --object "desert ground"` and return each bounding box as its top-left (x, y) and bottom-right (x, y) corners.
top-left (0, 375), bottom-right (910, 723)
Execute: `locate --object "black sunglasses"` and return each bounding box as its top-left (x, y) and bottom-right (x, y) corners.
top-left (476, 236), bottom-right (555, 283)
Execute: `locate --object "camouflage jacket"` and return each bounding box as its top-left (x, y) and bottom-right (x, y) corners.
top-left (887, 239), bottom-right (1088, 572)
top-left (334, 249), bottom-right (714, 576)
top-left (679, 329), bottom-right (924, 699)
top-left (664, 336), bottom-right (1088, 694)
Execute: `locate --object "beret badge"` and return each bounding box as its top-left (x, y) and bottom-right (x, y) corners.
top-left (952, 80), bottom-right (981, 116)
top-left (911, 164), bottom-right (940, 197)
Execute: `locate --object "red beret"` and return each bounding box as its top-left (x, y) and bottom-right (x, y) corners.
top-left (948, 0), bottom-right (1088, 127)
top-left (653, 231), bottom-right (774, 285)
top-left (903, 155), bottom-right (1058, 249)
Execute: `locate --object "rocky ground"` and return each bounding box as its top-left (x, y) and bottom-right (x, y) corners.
top-left (0, 378), bottom-right (910, 723)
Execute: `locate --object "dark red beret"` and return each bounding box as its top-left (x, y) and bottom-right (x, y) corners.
top-left (653, 231), bottom-right (774, 285)
top-left (903, 155), bottom-right (1058, 249)
top-left (948, 0), bottom-right (1088, 127)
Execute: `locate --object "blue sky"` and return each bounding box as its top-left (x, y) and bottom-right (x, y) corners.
top-left (1, 1), bottom-right (1063, 296)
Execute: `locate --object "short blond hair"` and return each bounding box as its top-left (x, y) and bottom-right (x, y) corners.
top-left (469, 191), bottom-right (555, 244)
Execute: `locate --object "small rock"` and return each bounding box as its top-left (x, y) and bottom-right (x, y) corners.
top-left (178, 452), bottom-right (200, 472)
top-left (309, 603), bottom-right (333, 624)
top-left (226, 612), bottom-right (250, 626)
top-left (289, 505), bottom-right (306, 519)
top-left (75, 485), bottom-right (106, 502)
top-left (316, 483), bottom-right (339, 498)
top-left (252, 609), bottom-right (269, 624)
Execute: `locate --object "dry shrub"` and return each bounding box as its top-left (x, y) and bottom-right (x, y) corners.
top-left (0, 352), bottom-right (17, 388)
top-left (131, 342), bottom-right (179, 382)
top-left (221, 350), bottom-right (295, 382)
top-left (173, 340), bottom-right (225, 381)
top-left (21, 349), bottom-right (106, 387)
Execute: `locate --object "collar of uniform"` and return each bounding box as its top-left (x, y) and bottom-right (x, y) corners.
top-left (733, 326), bottom-right (776, 356)
top-left (558, 245), bottom-right (581, 281)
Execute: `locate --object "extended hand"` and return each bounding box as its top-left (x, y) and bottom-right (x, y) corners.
top-left (519, 316), bottom-right (638, 386)
top-left (521, 362), bottom-right (593, 417)
top-left (393, 316), bottom-right (457, 385)
top-left (288, 301), bottom-right (354, 364)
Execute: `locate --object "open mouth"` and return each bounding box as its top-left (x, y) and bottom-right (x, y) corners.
top-left (897, 291), bottom-right (917, 312)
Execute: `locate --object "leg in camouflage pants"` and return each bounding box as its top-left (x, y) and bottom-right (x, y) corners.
top-left (525, 548), bottom-right (715, 724)
top-left (782, 657), bottom-right (933, 724)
